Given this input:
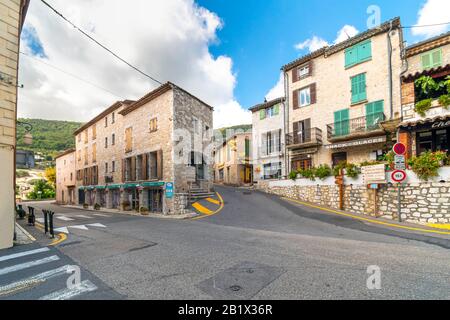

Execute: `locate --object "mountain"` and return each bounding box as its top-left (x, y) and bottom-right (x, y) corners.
top-left (17, 118), bottom-right (83, 158)
top-left (215, 124), bottom-right (252, 139)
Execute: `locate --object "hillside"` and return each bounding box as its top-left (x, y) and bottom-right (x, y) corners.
top-left (17, 118), bottom-right (82, 158)
top-left (215, 124), bottom-right (252, 139)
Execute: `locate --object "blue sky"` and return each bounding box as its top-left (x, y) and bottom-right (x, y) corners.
top-left (197, 0), bottom-right (438, 109)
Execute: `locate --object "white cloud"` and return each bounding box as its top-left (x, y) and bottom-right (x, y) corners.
top-left (412, 0), bottom-right (450, 38)
top-left (294, 36), bottom-right (329, 52)
top-left (265, 73), bottom-right (284, 101)
top-left (18, 0), bottom-right (249, 128)
top-left (294, 25), bottom-right (359, 53)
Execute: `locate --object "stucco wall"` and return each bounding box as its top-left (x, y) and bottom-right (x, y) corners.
top-left (56, 151), bottom-right (76, 204)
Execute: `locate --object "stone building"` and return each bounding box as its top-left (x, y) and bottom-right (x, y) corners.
top-left (281, 18), bottom-right (404, 172)
top-left (0, 0), bottom-right (29, 250)
top-left (67, 82), bottom-right (214, 215)
top-left (250, 98), bottom-right (286, 181)
top-left (214, 131), bottom-right (252, 186)
top-left (55, 149), bottom-right (76, 205)
top-left (398, 31), bottom-right (450, 159)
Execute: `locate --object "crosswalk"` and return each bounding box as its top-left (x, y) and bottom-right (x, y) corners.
top-left (0, 246), bottom-right (98, 300)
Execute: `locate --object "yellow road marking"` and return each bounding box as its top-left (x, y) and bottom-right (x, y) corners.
top-left (206, 198), bottom-right (220, 205)
top-left (192, 202), bottom-right (213, 215)
top-left (427, 224), bottom-right (450, 231)
top-left (283, 197), bottom-right (450, 236)
top-left (50, 233), bottom-right (67, 246)
top-left (192, 192), bottom-right (224, 220)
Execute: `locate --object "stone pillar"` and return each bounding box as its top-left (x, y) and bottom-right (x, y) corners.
top-left (105, 189), bottom-right (112, 209)
top-left (140, 189), bottom-right (149, 210)
top-left (120, 188), bottom-right (128, 210)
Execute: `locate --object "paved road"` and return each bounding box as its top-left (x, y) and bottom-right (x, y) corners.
top-left (5, 186), bottom-right (450, 299)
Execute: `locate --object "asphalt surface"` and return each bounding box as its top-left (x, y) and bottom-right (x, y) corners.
top-left (4, 185), bottom-right (450, 300)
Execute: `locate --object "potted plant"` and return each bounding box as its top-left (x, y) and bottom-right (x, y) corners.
top-left (121, 200), bottom-right (131, 211)
top-left (140, 206), bottom-right (149, 216)
top-left (83, 203), bottom-right (89, 209)
top-left (94, 203), bottom-right (101, 210)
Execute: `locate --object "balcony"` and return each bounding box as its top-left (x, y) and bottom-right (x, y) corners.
top-left (327, 113), bottom-right (385, 142)
top-left (259, 144), bottom-right (282, 157)
top-left (286, 128), bottom-right (323, 149)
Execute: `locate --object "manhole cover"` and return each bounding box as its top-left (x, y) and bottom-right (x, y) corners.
top-left (229, 285), bottom-right (242, 292)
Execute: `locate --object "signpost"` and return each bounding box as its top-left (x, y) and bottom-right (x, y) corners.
top-left (392, 143), bottom-right (407, 222)
top-left (165, 182), bottom-right (174, 199)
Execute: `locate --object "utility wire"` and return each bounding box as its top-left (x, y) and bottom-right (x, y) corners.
top-left (401, 21), bottom-right (450, 29)
top-left (40, 0), bottom-right (163, 85)
top-left (20, 51), bottom-right (124, 99)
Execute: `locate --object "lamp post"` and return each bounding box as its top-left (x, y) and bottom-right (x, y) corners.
top-left (17, 120), bottom-right (33, 145)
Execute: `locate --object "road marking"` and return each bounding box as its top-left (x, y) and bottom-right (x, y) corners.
top-left (55, 216), bottom-right (74, 221)
top-left (54, 227), bottom-right (70, 234)
top-left (93, 214), bottom-right (110, 217)
top-left (206, 198), bottom-right (220, 205)
top-left (283, 197), bottom-right (450, 236)
top-left (192, 192), bottom-right (224, 220)
top-left (87, 223), bottom-right (106, 228)
top-left (36, 218), bottom-right (45, 223)
top-left (50, 233), bottom-right (68, 246)
top-left (192, 202), bottom-right (213, 215)
top-left (0, 255), bottom-right (60, 276)
top-left (68, 225), bottom-right (89, 230)
top-left (0, 247), bottom-right (50, 262)
top-left (0, 265), bottom-right (72, 297)
top-left (428, 224), bottom-right (450, 230)
top-left (75, 215), bottom-right (92, 219)
top-left (39, 280), bottom-right (98, 300)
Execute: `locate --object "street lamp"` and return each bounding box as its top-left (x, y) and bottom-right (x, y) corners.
top-left (17, 120), bottom-right (33, 145)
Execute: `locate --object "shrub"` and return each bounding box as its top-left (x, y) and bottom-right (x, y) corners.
top-left (414, 99), bottom-right (433, 117)
top-left (438, 94), bottom-right (450, 108)
top-left (16, 170), bottom-right (30, 178)
top-left (83, 203), bottom-right (89, 209)
top-left (408, 151), bottom-right (447, 181)
top-left (299, 168), bottom-right (315, 181)
top-left (345, 163), bottom-right (360, 179)
top-left (27, 180), bottom-right (55, 199)
top-left (289, 171), bottom-right (298, 181)
top-left (314, 164), bottom-right (332, 180)
top-left (359, 160), bottom-right (381, 167)
top-left (94, 203), bottom-right (101, 210)
top-left (332, 161), bottom-right (347, 177)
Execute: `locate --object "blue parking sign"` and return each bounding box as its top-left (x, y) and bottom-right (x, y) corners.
top-left (165, 182), bottom-right (174, 199)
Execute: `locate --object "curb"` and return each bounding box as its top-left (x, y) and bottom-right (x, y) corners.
top-left (15, 222), bottom-right (36, 242)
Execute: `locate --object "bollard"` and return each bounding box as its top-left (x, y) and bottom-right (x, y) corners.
top-left (28, 207), bottom-right (35, 226)
top-left (49, 211), bottom-right (55, 239)
top-left (17, 204), bottom-right (26, 219)
top-left (43, 210), bottom-right (49, 234)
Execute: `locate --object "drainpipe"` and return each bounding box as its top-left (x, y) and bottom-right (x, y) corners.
top-left (283, 71), bottom-right (290, 177)
top-left (387, 20), bottom-right (394, 120)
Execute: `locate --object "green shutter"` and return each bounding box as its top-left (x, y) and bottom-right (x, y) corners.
top-left (273, 104), bottom-right (280, 115)
top-left (345, 46), bottom-right (358, 68)
top-left (351, 73), bottom-right (366, 104)
top-left (431, 49), bottom-right (442, 67)
top-left (245, 139), bottom-right (250, 158)
top-left (357, 40), bottom-right (372, 62)
top-left (421, 53), bottom-right (432, 69)
top-left (334, 109), bottom-right (350, 137)
top-left (259, 109), bottom-right (266, 120)
top-left (366, 100), bottom-right (384, 129)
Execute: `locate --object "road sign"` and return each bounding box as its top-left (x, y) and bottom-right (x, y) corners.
top-left (394, 155), bottom-right (406, 170)
top-left (393, 143), bottom-right (406, 155)
top-left (391, 170), bottom-right (407, 183)
top-left (165, 182), bottom-right (174, 199)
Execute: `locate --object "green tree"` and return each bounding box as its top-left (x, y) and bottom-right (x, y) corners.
top-left (28, 180), bottom-right (56, 200)
top-left (45, 167), bottom-right (56, 186)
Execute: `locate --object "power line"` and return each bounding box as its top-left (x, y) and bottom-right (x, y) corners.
top-left (20, 51), bottom-right (125, 99)
top-left (401, 21), bottom-right (450, 29)
top-left (40, 0), bottom-right (163, 85)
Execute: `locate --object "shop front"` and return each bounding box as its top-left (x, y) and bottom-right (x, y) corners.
top-left (141, 182), bottom-right (165, 213)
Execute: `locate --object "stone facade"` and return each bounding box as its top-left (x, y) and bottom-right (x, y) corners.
top-left (282, 18), bottom-right (403, 170)
top-left (55, 149), bottom-right (76, 205)
top-left (0, 0), bottom-right (28, 250)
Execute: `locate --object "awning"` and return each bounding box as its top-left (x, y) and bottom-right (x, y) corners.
top-left (398, 113), bottom-right (450, 129)
top-left (123, 183), bottom-right (140, 188)
top-left (141, 182), bottom-right (165, 187)
top-left (95, 185), bottom-right (106, 190)
top-left (106, 184), bottom-right (122, 189)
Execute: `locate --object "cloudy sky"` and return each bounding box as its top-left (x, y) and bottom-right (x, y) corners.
top-left (18, 0), bottom-right (450, 128)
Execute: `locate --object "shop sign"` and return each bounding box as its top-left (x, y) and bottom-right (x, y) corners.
top-left (432, 120), bottom-right (450, 129)
top-left (325, 136), bottom-right (386, 149)
top-left (165, 182), bottom-right (174, 199)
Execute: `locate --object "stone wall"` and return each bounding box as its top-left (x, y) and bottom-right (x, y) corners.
top-left (257, 170), bottom-right (450, 225)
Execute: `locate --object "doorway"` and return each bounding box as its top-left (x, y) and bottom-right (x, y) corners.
top-left (148, 189), bottom-right (163, 213)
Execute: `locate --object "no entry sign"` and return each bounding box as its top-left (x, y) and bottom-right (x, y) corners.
top-left (393, 143), bottom-right (406, 155)
top-left (391, 170), bottom-right (407, 183)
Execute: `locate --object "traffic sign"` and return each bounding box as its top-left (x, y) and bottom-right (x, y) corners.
top-left (394, 155), bottom-right (406, 170)
top-left (391, 170), bottom-right (407, 183)
top-left (393, 143), bottom-right (406, 155)
top-left (165, 182), bottom-right (174, 199)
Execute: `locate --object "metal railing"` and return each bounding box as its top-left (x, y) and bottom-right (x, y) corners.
top-left (327, 113), bottom-right (385, 139)
top-left (286, 128), bottom-right (323, 147)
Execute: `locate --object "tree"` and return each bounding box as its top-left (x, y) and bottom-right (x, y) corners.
top-left (45, 167), bottom-right (56, 186)
top-left (28, 180), bottom-right (55, 200)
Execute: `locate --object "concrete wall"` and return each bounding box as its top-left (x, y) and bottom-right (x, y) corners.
top-left (56, 151), bottom-right (76, 204)
top-left (0, 0), bottom-right (23, 249)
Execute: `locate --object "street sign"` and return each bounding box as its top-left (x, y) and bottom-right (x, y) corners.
top-left (393, 142), bottom-right (406, 155)
top-left (394, 155), bottom-right (406, 170)
top-left (361, 164), bottom-right (386, 184)
top-left (391, 170), bottom-right (407, 183)
top-left (165, 182), bottom-right (174, 199)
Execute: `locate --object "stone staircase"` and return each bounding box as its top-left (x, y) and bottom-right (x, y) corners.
top-left (188, 184), bottom-right (215, 204)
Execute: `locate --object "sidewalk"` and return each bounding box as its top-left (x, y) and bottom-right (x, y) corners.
top-left (14, 222), bottom-right (35, 245)
top-left (61, 204), bottom-right (198, 220)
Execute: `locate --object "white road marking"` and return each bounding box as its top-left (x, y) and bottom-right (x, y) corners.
top-left (36, 218), bottom-right (45, 223)
top-left (75, 215), bottom-right (92, 219)
top-left (0, 265), bottom-right (72, 296)
top-left (0, 255), bottom-right (60, 276)
top-left (87, 223), bottom-right (106, 228)
top-left (0, 247), bottom-right (50, 263)
top-left (93, 214), bottom-right (110, 217)
top-left (55, 216), bottom-right (74, 221)
top-left (54, 227), bottom-right (70, 234)
top-left (68, 225), bottom-right (89, 230)
top-left (39, 280), bottom-right (98, 300)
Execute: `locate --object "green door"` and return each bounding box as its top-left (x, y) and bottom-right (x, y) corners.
top-left (366, 100), bottom-right (384, 130)
top-left (334, 109), bottom-right (350, 137)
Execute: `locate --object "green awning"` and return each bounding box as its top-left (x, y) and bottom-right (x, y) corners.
top-left (123, 183), bottom-right (139, 188)
top-left (95, 185), bottom-right (106, 189)
top-left (141, 182), bottom-right (165, 187)
top-left (106, 184), bottom-right (122, 189)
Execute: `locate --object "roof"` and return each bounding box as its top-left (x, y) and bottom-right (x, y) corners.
top-left (282, 17), bottom-right (401, 72)
top-left (402, 63), bottom-right (450, 82)
top-left (119, 82), bottom-right (214, 116)
top-left (398, 112), bottom-right (450, 129)
top-left (73, 100), bottom-right (134, 135)
top-left (20, 0), bottom-right (30, 31)
top-left (405, 31), bottom-right (450, 57)
top-left (55, 148), bottom-right (76, 160)
top-left (249, 97), bottom-right (285, 112)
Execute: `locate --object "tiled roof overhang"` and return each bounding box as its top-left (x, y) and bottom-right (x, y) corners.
top-left (402, 64), bottom-right (450, 82)
top-left (405, 31), bottom-right (450, 57)
top-left (249, 97), bottom-right (285, 112)
top-left (398, 113), bottom-right (450, 129)
top-left (55, 148), bottom-right (76, 160)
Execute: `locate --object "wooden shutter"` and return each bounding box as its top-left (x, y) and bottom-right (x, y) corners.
top-left (304, 118), bottom-right (311, 142)
top-left (308, 61), bottom-right (313, 77)
top-left (292, 67), bottom-right (298, 83)
top-left (431, 49), bottom-right (442, 67)
top-left (125, 127), bottom-right (132, 153)
top-left (293, 121), bottom-right (299, 143)
top-left (122, 159), bottom-right (126, 182)
top-left (130, 156), bottom-right (136, 181)
top-left (357, 40), bottom-right (372, 62)
top-left (259, 109), bottom-right (266, 120)
top-left (345, 46), bottom-right (357, 68)
top-left (156, 150), bottom-right (163, 180)
top-left (310, 83), bottom-right (317, 104)
top-left (273, 104), bottom-right (280, 115)
top-left (142, 154), bottom-right (148, 180)
top-left (293, 89), bottom-right (299, 110)
top-left (421, 53), bottom-right (431, 69)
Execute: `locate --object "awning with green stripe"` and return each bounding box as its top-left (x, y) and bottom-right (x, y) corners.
top-left (106, 184), bottom-right (122, 189)
top-left (141, 182), bottom-right (165, 187)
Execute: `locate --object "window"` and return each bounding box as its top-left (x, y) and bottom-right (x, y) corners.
top-left (365, 100), bottom-right (384, 129)
top-left (105, 162), bottom-right (109, 174)
top-left (70, 173), bottom-right (73, 181)
top-left (227, 143), bottom-right (231, 161)
top-left (84, 131), bottom-right (88, 144)
top-left (125, 127), bottom-right (133, 153)
top-left (92, 125), bottom-right (96, 140)
top-left (345, 39), bottom-right (372, 68)
top-left (421, 48), bottom-right (442, 70)
top-left (299, 87), bottom-right (311, 107)
top-left (149, 118), bottom-right (158, 132)
top-left (77, 150), bottom-right (81, 162)
top-left (245, 138), bottom-right (250, 158)
top-left (298, 65), bottom-right (310, 78)
top-left (105, 137), bottom-right (108, 149)
top-left (92, 143), bottom-right (97, 163)
top-left (112, 160), bottom-right (115, 172)
top-left (105, 116), bottom-right (108, 127)
top-left (351, 73), bottom-right (367, 104)
top-left (293, 62), bottom-right (312, 82)
top-left (112, 133), bottom-right (115, 146)
top-left (112, 112), bottom-right (115, 124)
top-left (77, 134), bottom-right (81, 142)
top-left (263, 162), bottom-right (282, 180)
top-left (193, 118), bottom-right (199, 134)
top-left (334, 109), bottom-right (350, 137)
top-left (84, 147), bottom-right (88, 165)
top-left (332, 152), bottom-right (347, 167)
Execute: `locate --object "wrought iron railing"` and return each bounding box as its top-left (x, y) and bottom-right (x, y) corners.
top-left (327, 113), bottom-right (385, 139)
top-left (286, 128), bottom-right (323, 147)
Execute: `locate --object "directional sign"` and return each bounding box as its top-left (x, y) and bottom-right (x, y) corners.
top-left (394, 155), bottom-right (406, 170)
top-left (393, 143), bottom-right (406, 156)
top-left (391, 170), bottom-right (407, 183)
top-left (165, 182), bottom-right (174, 199)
